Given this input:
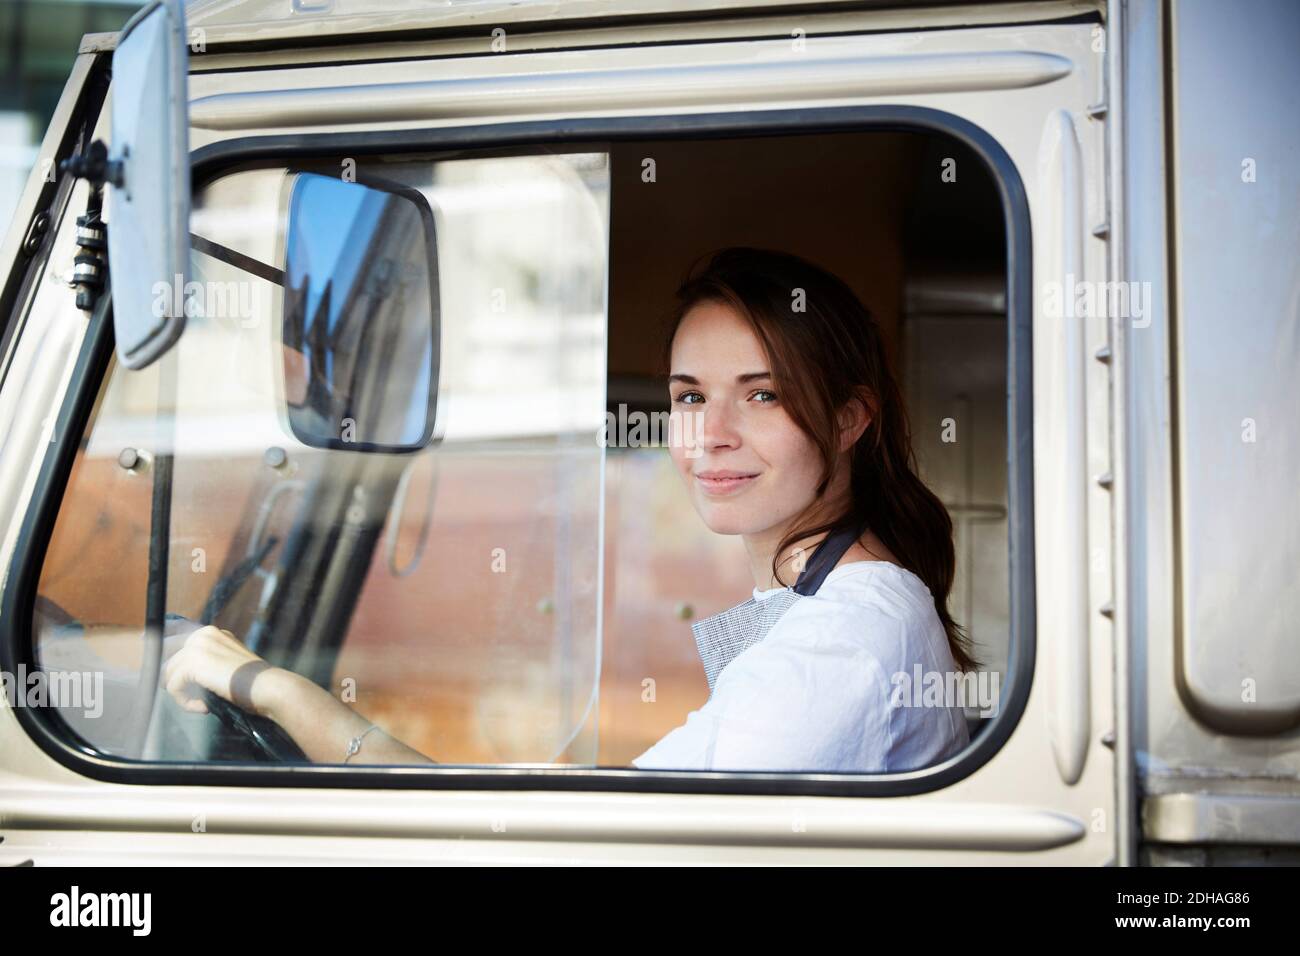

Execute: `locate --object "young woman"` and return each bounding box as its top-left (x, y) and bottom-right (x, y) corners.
top-left (162, 247), bottom-right (977, 773)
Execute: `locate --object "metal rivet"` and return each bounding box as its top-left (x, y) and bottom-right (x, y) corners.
top-left (22, 211), bottom-right (50, 256)
top-left (263, 446), bottom-right (288, 470)
top-left (117, 447), bottom-right (149, 473)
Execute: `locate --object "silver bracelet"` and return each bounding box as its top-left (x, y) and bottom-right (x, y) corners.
top-left (343, 724), bottom-right (381, 764)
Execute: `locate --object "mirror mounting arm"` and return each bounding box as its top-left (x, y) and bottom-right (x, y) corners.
top-left (58, 140), bottom-right (123, 314)
top-left (61, 139), bottom-right (125, 190)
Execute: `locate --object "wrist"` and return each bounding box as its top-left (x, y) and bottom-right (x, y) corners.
top-left (250, 665), bottom-right (310, 721)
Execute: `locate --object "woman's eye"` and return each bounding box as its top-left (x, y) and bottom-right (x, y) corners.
top-left (673, 391), bottom-right (704, 405)
top-left (749, 389), bottom-right (778, 404)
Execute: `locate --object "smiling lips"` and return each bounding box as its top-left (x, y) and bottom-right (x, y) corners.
top-left (695, 469), bottom-right (760, 495)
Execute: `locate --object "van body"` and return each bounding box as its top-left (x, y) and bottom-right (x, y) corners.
top-left (0, 0), bottom-right (1296, 865)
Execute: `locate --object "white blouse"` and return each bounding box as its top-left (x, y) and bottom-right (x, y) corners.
top-left (631, 561), bottom-right (971, 773)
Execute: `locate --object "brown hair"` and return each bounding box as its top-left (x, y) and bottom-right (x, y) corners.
top-left (663, 247), bottom-right (979, 672)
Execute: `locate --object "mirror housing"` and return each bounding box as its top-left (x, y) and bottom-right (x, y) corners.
top-left (279, 171), bottom-right (441, 454)
top-left (104, 0), bottom-right (191, 370)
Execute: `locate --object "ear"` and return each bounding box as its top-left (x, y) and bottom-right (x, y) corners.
top-left (836, 390), bottom-right (874, 453)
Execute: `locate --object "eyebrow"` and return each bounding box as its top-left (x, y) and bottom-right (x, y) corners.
top-left (668, 372), bottom-right (771, 385)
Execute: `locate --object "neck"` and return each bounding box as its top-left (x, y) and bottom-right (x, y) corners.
top-left (743, 521), bottom-right (832, 591)
top-left (746, 469), bottom-right (856, 590)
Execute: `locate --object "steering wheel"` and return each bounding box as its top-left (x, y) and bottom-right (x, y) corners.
top-left (195, 687), bottom-right (308, 763)
top-left (34, 595), bottom-right (306, 762)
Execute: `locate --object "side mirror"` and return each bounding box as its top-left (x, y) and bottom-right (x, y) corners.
top-left (279, 172), bottom-right (441, 453)
top-left (104, 0), bottom-right (191, 370)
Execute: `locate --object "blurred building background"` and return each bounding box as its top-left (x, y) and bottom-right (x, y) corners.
top-left (0, 0), bottom-right (139, 235)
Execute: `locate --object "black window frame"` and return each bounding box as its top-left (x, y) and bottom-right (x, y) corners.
top-left (0, 104), bottom-right (1035, 797)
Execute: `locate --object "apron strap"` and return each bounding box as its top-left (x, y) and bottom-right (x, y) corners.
top-left (792, 519), bottom-right (870, 596)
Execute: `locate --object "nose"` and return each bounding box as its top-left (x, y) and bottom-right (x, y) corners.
top-left (698, 402), bottom-right (741, 452)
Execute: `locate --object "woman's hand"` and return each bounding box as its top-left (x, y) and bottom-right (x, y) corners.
top-left (161, 619), bottom-right (290, 719)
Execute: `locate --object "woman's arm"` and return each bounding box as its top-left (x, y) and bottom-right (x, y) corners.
top-left (162, 623), bottom-right (435, 765)
top-left (255, 666), bottom-right (435, 765)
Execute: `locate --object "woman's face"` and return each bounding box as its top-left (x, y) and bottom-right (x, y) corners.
top-left (668, 299), bottom-right (825, 539)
